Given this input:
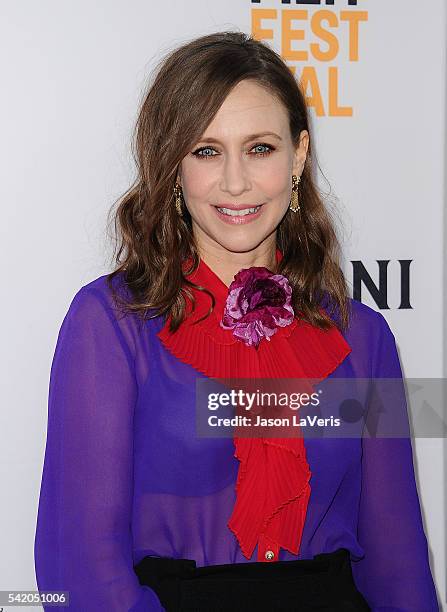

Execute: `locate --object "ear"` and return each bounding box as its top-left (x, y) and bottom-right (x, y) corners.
top-left (292, 130), bottom-right (309, 175)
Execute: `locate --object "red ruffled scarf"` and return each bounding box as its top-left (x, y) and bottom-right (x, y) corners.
top-left (156, 249), bottom-right (352, 562)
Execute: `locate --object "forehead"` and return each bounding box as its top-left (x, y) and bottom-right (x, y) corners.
top-left (201, 80), bottom-right (288, 139)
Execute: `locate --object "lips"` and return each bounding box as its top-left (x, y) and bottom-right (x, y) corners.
top-left (214, 203), bottom-right (263, 211)
top-left (213, 203), bottom-right (264, 225)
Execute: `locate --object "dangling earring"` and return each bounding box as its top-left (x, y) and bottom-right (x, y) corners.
top-left (289, 174), bottom-right (301, 213)
top-left (174, 182), bottom-right (183, 216)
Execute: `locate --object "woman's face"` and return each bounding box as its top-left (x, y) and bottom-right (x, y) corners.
top-left (177, 79), bottom-right (308, 257)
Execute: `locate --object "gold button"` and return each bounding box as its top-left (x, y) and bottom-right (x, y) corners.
top-left (265, 550), bottom-right (275, 560)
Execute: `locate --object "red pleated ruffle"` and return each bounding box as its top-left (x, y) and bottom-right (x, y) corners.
top-left (156, 250), bottom-right (352, 561)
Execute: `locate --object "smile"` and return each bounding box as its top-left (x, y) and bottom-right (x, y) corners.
top-left (213, 203), bottom-right (265, 225)
top-left (216, 206), bottom-right (261, 216)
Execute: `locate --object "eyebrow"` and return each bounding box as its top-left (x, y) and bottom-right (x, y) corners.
top-left (196, 132), bottom-right (283, 145)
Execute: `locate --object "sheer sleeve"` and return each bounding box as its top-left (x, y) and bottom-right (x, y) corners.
top-left (34, 286), bottom-right (165, 611)
top-left (351, 312), bottom-right (439, 611)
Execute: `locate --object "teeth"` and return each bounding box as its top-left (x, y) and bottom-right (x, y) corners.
top-left (217, 206), bottom-right (261, 216)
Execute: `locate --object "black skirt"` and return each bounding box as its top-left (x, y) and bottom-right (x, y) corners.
top-left (133, 547), bottom-right (371, 611)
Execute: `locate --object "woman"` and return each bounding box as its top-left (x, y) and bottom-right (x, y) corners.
top-left (34, 31), bottom-right (439, 611)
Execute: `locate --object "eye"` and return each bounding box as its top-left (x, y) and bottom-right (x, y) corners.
top-left (251, 143), bottom-right (274, 157)
top-left (192, 146), bottom-right (217, 159)
top-left (191, 142), bottom-right (275, 160)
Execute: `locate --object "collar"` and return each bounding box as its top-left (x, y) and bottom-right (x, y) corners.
top-left (156, 248), bottom-right (352, 562)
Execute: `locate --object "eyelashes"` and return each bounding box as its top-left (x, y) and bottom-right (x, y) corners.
top-left (191, 142), bottom-right (275, 160)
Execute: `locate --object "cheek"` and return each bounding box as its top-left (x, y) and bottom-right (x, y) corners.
top-left (256, 162), bottom-right (291, 197)
top-left (180, 160), bottom-right (214, 199)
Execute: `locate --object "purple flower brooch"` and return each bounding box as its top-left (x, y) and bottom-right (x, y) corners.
top-left (220, 266), bottom-right (295, 349)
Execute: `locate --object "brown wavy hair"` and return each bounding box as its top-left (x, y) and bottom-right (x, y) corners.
top-left (106, 30), bottom-right (352, 333)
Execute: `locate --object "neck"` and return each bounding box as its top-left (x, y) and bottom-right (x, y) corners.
top-left (198, 247), bottom-right (278, 288)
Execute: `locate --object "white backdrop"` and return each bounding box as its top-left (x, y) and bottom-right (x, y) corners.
top-left (1, 1), bottom-right (445, 609)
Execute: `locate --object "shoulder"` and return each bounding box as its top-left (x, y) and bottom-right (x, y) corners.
top-left (321, 293), bottom-right (391, 339)
top-left (347, 298), bottom-right (395, 340)
top-left (75, 270), bottom-right (128, 302)
top-left (60, 271), bottom-right (144, 345)
top-left (348, 297), bottom-right (386, 329)
top-left (321, 294), bottom-right (400, 376)
top-left (49, 273), bottom-right (141, 373)
top-left (64, 271), bottom-right (164, 339)
top-left (67, 271), bottom-right (132, 317)
top-left (342, 298), bottom-right (401, 377)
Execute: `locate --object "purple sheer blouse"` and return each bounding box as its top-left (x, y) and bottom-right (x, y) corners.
top-left (34, 271), bottom-right (439, 611)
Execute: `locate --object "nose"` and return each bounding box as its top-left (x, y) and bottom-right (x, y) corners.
top-left (219, 151), bottom-right (251, 197)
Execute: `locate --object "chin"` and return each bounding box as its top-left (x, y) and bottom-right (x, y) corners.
top-left (210, 232), bottom-right (275, 255)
